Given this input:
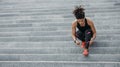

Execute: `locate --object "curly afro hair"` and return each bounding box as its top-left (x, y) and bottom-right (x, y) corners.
top-left (73, 5), bottom-right (85, 19)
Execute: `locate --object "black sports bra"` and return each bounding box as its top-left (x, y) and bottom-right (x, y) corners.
top-left (77, 18), bottom-right (91, 33)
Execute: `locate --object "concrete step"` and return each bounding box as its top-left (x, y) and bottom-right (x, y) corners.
top-left (0, 19), bottom-right (120, 24)
top-left (0, 26), bottom-right (70, 31)
top-left (0, 22), bottom-right (119, 27)
top-left (0, 17), bottom-right (119, 26)
top-left (0, 25), bottom-right (119, 31)
top-left (0, 9), bottom-right (120, 17)
top-left (1, 10), bottom-right (119, 16)
top-left (0, 6), bottom-right (120, 12)
top-left (1, 1), bottom-right (115, 4)
top-left (0, 27), bottom-right (119, 32)
top-left (0, 9), bottom-right (120, 15)
top-left (0, 6), bottom-right (119, 14)
top-left (0, 47), bottom-right (120, 54)
top-left (0, 35), bottom-right (119, 42)
top-left (0, 29), bottom-right (119, 35)
top-left (0, 2), bottom-right (119, 9)
top-left (0, 31), bottom-right (119, 37)
top-left (0, 61), bottom-right (119, 67)
top-left (0, 36), bottom-right (71, 42)
top-left (0, 31), bottom-right (69, 37)
top-left (0, 13), bottom-right (120, 19)
top-left (0, 14), bottom-right (119, 22)
top-left (0, 23), bottom-right (32, 27)
top-left (0, 54), bottom-right (119, 62)
top-left (0, 0), bottom-right (117, 3)
top-left (0, 34), bottom-right (120, 42)
top-left (0, 41), bottom-right (120, 48)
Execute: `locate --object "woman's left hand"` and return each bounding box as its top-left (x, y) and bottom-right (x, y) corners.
top-left (89, 40), bottom-right (94, 45)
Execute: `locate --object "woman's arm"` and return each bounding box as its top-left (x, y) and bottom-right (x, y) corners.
top-left (87, 18), bottom-right (96, 41)
top-left (71, 21), bottom-right (77, 41)
top-left (90, 22), bottom-right (96, 41)
top-left (71, 21), bottom-right (80, 45)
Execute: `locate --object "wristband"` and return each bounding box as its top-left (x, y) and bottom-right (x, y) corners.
top-left (91, 38), bottom-right (94, 41)
top-left (74, 40), bottom-right (76, 43)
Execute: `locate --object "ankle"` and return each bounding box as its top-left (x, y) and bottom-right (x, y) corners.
top-left (82, 41), bottom-right (85, 43)
top-left (84, 49), bottom-right (88, 51)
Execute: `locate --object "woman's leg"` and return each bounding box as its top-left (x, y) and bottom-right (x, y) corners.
top-left (76, 30), bottom-right (85, 41)
top-left (85, 29), bottom-right (93, 49)
top-left (76, 30), bottom-right (86, 48)
top-left (83, 29), bottom-right (93, 56)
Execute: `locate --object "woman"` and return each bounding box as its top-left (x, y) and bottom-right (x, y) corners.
top-left (71, 6), bottom-right (96, 56)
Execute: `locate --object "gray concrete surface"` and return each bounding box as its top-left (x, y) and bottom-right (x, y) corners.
top-left (0, 0), bottom-right (120, 67)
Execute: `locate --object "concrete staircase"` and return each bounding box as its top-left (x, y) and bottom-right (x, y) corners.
top-left (0, 0), bottom-right (120, 67)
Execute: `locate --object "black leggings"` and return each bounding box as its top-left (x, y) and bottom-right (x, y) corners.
top-left (76, 29), bottom-right (93, 49)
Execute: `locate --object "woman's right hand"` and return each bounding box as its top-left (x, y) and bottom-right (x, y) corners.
top-left (76, 40), bottom-right (80, 45)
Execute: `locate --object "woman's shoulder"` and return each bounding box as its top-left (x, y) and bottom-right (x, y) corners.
top-left (86, 17), bottom-right (94, 25)
top-left (72, 19), bottom-right (77, 24)
top-left (86, 17), bottom-right (92, 22)
top-left (72, 20), bottom-right (77, 27)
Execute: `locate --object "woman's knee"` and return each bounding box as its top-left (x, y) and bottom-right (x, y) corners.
top-left (85, 29), bottom-right (92, 41)
top-left (76, 31), bottom-right (83, 37)
top-left (76, 31), bottom-right (85, 41)
top-left (85, 29), bottom-right (92, 34)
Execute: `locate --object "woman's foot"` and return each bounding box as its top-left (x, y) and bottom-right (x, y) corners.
top-left (81, 41), bottom-right (86, 48)
top-left (83, 49), bottom-right (89, 56)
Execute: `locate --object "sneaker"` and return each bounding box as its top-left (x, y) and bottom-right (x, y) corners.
top-left (83, 49), bottom-right (89, 56)
top-left (81, 41), bottom-right (86, 48)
